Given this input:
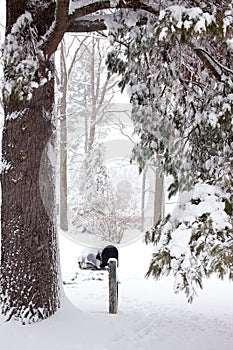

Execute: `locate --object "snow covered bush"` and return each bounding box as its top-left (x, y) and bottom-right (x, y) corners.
top-left (146, 183), bottom-right (232, 302)
top-left (3, 11), bottom-right (46, 101)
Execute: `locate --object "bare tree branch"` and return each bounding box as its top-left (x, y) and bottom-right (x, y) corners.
top-left (68, 36), bottom-right (89, 78)
top-left (66, 36), bottom-right (77, 58)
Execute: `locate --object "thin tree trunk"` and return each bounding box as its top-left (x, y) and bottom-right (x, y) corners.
top-left (59, 95), bottom-right (68, 231)
top-left (153, 155), bottom-right (165, 225)
top-left (59, 41), bottom-right (68, 232)
top-left (88, 37), bottom-right (97, 152)
top-left (141, 169), bottom-right (147, 231)
top-left (84, 108), bottom-right (89, 154)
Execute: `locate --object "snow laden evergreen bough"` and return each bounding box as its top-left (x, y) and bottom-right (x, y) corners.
top-left (3, 12), bottom-right (48, 102)
top-left (106, 2), bottom-right (233, 301)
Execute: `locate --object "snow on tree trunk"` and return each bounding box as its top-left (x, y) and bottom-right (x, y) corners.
top-left (0, 1), bottom-right (60, 323)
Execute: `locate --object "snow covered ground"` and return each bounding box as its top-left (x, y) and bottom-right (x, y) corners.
top-left (1, 233), bottom-right (233, 350)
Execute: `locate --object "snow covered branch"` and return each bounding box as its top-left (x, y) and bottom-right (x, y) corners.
top-left (67, 0), bottom-right (158, 33)
top-left (42, 0), bottom-right (70, 58)
top-left (192, 46), bottom-right (233, 79)
top-left (69, 0), bottom-right (158, 19)
top-left (192, 45), bottom-right (233, 81)
top-left (42, 0), bottom-right (158, 57)
top-left (67, 17), bottom-right (107, 33)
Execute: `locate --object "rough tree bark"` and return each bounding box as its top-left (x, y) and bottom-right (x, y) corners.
top-left (0, 0), bottom-right (60, 323)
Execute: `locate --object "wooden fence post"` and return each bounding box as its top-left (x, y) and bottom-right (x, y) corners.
top-left (108, 259), bottom-right (118, 314)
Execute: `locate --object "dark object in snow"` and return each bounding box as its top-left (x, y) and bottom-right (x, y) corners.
top-left (78, 245), bottom-right (119, 270)
top-left (98, 245), bottom-right (119, 268)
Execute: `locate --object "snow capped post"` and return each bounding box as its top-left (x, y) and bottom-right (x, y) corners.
top-left (108, 258), bottom-right (118, 314)
top-left (98, 244), bottom-right (119, 314)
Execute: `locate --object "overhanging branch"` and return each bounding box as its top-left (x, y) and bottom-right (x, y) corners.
top-left (42, 0), bottom-right (70, 59)
top-left (68, 0), bottom-right (158, 22)
top-left (67, 0), bottom-right (158, 33)
top-left (67, 18), bottom-right (107, 33)
top-left (42, 0), bottom-right (158, 57)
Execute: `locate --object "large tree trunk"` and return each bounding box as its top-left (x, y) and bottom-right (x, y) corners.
top-left (0, 0), bottom-right (60, 323)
